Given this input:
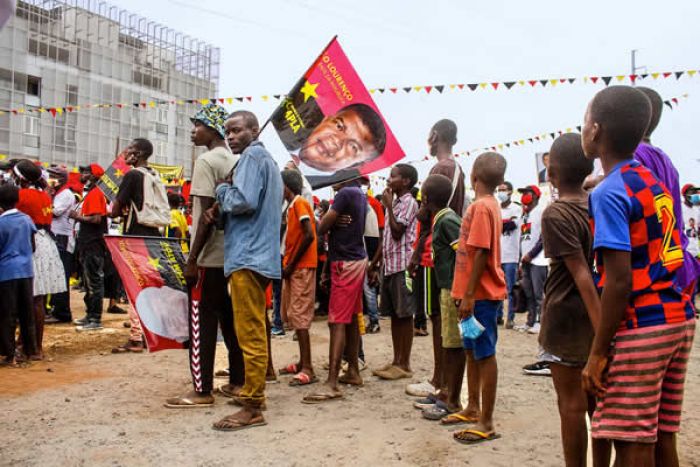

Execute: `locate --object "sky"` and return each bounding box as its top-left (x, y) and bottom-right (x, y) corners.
top-left (116, 0), bottom-right (700, 194)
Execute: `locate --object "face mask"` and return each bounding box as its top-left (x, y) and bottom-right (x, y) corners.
top-left (691, 194), bottom-right (700, 205)
top-left (496, 192), bottom-right (509, 203)
top-left (521, 193), bottom-right (533, 205)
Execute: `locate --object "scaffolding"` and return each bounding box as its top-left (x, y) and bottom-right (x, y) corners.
top-left (0, 0), bottom-right (220, 174)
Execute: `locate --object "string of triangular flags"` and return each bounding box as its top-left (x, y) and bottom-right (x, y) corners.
top-left (1, 68), bottom-right (698, 118)
top-left (372, 93), bottom-right (689, 177)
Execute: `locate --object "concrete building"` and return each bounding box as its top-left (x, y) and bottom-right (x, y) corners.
top-left (0, 0), bottom-right (219, 173)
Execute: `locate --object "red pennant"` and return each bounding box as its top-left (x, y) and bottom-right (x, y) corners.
top-left (663, 72), bottom-right (672, 78)
top-left (140, 102), bottom-right (147, 108)
top-left (528, 80), bottom-right (537, 87)
top-left (535, 136), bottom-right (540, 141)
top-left (457, 84), bottom-right (465, 90)
top-left (390, 88), bottom-right (397, 93)
top-left (67, 106), bottom-right (74, 112)
top-left (672, 98), bottom-right (678, 104)
top-left (49, 108), bottom-right (56, 117)
top-left (116, 104), bottom-right (123, 109)
top-left (424, 86), bottom-right (432, 94)
top-left (559, 78), bottom-right (566, 83)
top-left (218, 98), bottom-right (225, 104)
top-left (629, 74), bottom-right (637, 83)
top-left (590, 76), bottom-right (599, 83)
top-left (246, 96), bottom-right (252, 102)
top-left (491, 82), bottom-right (499, 90)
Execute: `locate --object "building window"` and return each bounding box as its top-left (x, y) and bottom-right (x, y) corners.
top-left (66, 85), bottom-right (78, 106)
top-left (27, 76), bottom-right (41, 97)
top-left (23, 112), bottom-right (40, 148)
top-left (154, 140), bottom-right (167, 159)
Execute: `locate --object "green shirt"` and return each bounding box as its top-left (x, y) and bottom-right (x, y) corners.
top-left (432, 208), bottom-right (462, 290)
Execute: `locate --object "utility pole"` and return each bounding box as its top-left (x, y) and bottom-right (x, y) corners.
top-left (631, 49), bottom-right (647, 84)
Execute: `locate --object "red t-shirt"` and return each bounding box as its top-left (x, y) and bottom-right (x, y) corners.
top-left (17, 188), bottom-right (52, 225)
top-left (82, 186), bottom-right (108, 216)
top-left (368, 196), bottom-right (385, 229)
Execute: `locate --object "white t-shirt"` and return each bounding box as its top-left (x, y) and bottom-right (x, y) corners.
top-left (683, 203), bottom-right (700, 257)
top-left (500, 202), bottom-right (521, 264)
top-left (520, 202), bottom-right (548, 266)
top-left (364, 203), bottom-right (379, 238)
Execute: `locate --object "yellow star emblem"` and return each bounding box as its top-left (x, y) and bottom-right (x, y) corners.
top-left (148, 256), bottom-right (161, 270)
top-left (300, 80), bottom-right (319, 103)
top-left (115, 169), bottom-right (123, 178)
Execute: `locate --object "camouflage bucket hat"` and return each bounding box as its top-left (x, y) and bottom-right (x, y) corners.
top-left (190, 103), bottom-right (228, 139)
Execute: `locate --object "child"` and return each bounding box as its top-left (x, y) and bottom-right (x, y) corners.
top-left (373, 164), bottom-right (419, 380)
top-left (451, 151), bottom-right (507, 444)
top-left (539, 133), bottom-right (600, 466)
top-left (279, 169), bottom-right (318, 386)
top-left (418, 174), bottom-right (475, 422)
top-left (0, 184), bottom-right (37, 365)
top-left (582, 86), bottom-right (695, 466)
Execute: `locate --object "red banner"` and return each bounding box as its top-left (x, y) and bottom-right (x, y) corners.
top-left (271, 37), bottom-right (404, 188)
top-left (105, 236), bottom-right (188, 352)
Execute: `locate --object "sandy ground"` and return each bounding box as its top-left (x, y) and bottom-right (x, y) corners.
top-left (1, 293), bottom-right (699, 467)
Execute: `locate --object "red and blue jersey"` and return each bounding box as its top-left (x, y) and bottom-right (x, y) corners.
top-left (589, 159), bottom-right (693, 330)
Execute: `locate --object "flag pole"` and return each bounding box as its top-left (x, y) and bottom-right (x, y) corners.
top-left (258, 35), bottom-right (339, 137)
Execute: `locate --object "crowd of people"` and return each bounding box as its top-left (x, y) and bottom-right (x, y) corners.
top-left (1, 85), bottom-right (699, 466)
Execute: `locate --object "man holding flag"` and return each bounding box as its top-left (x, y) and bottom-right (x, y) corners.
top-left (212, 110), bottom-right (283, 432)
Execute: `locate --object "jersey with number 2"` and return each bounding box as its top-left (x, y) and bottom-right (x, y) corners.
top-left (589, 159), bottom-right (692, 330)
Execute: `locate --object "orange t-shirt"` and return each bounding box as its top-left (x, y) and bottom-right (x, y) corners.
top-left (451, 196), bottom-right (506, 301)
top-left (283, 196), bottom-right (318, 269)
top-left (17, 188), bottom-right (52, 225)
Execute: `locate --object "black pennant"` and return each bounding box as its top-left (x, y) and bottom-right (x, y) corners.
top-left (568, 78), bottom-right (575, 84)
top-left (539, 79), bottom-right (548, 87)
top-left (640, 74), bottom-right (648, 80)
top-left (467, 83), bottom-right (478, 91)
top-left (601, 76), bottom-right (612, 86)
top-left (528, 138), bottom-right (533, 143)
top-left (550, 132), bottom-right (556, 139)
top-left (435, 85), bottom-right (445, 93)
top-left (235, 97), bottom-right (244, 102)
top-left (403, 87), bottom-right (412, 93)
top-left (133, 103), bottom-right (140, 108)
top-left (664, 100), bottom-right (673, 109)
top-left (675, 71), bottom-right (684, 80)
top-left (504, 81), bottom-right (516, 89)
top-left (576, 125), bottom-right (582, 132)
top-left (505, 143), bottom-right (510, 148)
top-left (273, 95), bottom-right (281, 100)
top-left (378, 88), bottom-right (385, 93)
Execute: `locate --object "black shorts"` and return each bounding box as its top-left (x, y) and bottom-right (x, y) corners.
top-left (380, 271), bottom-right (417, 319)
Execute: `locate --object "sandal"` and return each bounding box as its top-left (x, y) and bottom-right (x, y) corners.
top-left (278, 363), bottom-right (299, 376)
top-left (441, 413), bottom-right (479, 425)
top-left (215, 369), bottom-right (230, 378)
top-left (301, 390), bottom-right (344, 404)
top-left (453, 429), bottom-right (501, 445)
top-left (164, 396), bottom-right (214, 409)
top-left (111, 340), bottom-right (144, 353)
top-left (212, 414), bottom-right (267, 432)
top-left (289, 372), bottom-right (318, 386)
top-left (217, 384), bottom-right (242, 398)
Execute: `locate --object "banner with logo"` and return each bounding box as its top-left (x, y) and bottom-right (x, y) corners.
top-left (96, 154), bottom-right (131, 203)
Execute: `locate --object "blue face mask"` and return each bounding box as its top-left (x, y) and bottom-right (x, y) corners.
top-left (691, 194), bottom-right (700, 205)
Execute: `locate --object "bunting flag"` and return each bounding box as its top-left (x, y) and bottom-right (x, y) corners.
top-left (2, 68), bottom-right (697, 118)
top-left (269, 37), bottom-right (404, 189)
top-left (104, 236), bottom-right (189, 353)
top-left (96, 154), bottom-right (131, 203)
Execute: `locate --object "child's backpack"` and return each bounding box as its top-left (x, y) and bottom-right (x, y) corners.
top-left (132, 166), bottom-right (170, 228)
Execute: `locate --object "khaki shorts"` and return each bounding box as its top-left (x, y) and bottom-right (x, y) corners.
top-left (440, 289), bottom-right (461, 349)
top-left (281, 268), bottom-right (316, 330)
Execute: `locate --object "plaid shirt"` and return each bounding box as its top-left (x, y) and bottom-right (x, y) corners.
top-left (590, 160), bottom-right (693, 330)
top-left (382, 192), bottom-right (418, 275)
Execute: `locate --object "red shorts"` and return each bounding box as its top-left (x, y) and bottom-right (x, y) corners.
top-left (328, 259), bottom-right (366, 325)
top-left (591, 319), bottom-right (695, 443)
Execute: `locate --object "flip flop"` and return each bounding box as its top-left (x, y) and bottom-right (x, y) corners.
top-left (289, 372), bottom-right (318, 386)
top-left (163, 396), bottom-right (214, 409)
top-left (279, 363), bottom-right (299, 376)
top-left (453, 429), bottom-right (501, 445)
top-left (441, 413), bottom-right (479, 425)
top-left (216, 384), bottom-right (241, 398)
top-left (301, 390), bottom-right (344, 404)
top-left (212, 414), bottom-right (267, 432)
top-left (215, 369), bottom-right (230, 378)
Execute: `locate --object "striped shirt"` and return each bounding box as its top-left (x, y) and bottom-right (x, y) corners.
top-left (383, 192), bottom-right (418, 275)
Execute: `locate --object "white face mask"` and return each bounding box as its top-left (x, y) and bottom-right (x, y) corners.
top-left (496, 191), bottom-right (510, 203)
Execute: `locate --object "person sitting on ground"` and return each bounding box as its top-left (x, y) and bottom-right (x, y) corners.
top-left (0, 184), bottom-right (37, 366)
top-left (278, 169), bottom-right (318, 386)
top-left (372, 164), bottom-right (419, 381)
top-left (451, 151), bottom-right (507, 445)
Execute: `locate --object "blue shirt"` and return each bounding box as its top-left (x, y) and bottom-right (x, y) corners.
top-left (0, 209), bottom-right (37, 282)
top-left (216, 141), bottom-right (283, 279)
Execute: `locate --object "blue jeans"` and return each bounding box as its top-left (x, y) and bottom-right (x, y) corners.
top-left (272, 278), bottom-right (283, 330)
top-left (501, 263), bottom-right (518, 321)
top-left (363, 275), bottom-right (379, 324)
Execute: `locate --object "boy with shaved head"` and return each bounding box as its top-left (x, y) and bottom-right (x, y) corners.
top-left (582, 86), bottom-right (694, 466)
top-left (450, 152), bottom-right (507, 445)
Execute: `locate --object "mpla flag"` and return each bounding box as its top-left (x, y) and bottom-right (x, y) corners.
top-left (271, 37), bottom-right (404, 189)
top-left (96, 153), bottom-right (130, 203)
top-left (105, 236), bottom-right (189, 352)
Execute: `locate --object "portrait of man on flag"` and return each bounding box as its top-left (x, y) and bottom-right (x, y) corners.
top-left (271, 37), bottom-right (403, 189)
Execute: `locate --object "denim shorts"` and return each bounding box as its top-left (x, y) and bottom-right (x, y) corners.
top-left (462, 300), bottom-right (502, 360)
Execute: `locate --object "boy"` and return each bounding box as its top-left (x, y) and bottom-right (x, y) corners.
top-left (539, 133), bottom-right (600, 466)
top-left (582, 86), bottom-right (695, 466)
top-left (419, 174), bottom-right (475, 422)
top-left (373, 164), bottom-right (419, 380)
top-left (279, 169), bottom-right (318, 386)
top-left (0, 184), bottom-right (37, 365)
top-left (303, 177), bottom-right (366, 403)
top-left (451, 152), bottom-right (507, 444)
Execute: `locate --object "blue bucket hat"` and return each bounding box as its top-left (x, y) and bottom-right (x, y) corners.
top-left (190, 103), bottom-right (228, 139)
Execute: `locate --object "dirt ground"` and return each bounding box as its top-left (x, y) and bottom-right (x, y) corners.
top-left (1, 293), bottom-right (699, 466)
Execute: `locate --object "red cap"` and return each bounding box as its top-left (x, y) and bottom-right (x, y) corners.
top-left (517, 184), bottom-right (542, 197)
top-left (89, 163), bottom-right (105, 178)
top-left (681, 184), bottom-right (697, 195)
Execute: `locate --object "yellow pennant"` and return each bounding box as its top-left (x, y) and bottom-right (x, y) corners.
top-left (38, 107), bottom-right (46, 113)
top-left (616, 75), bottom-right (625, 82)
top-left (497, 144), bottom-right (503, 150)
top-left (549, 79), bottom-right (558, 86)
top-left (199, 98), bottom-right (210, 105)
top-left (225, 97), bottom-right (233, 105)
top-left (449, 84), bottom-right (456, 90)
top-left (479, 83), bottom-right (487, 89)
top-left (413, 86), bottom-right (423, 92)
top-left (261, 95), bottom-right (269, 101)
top-left (519, 140), bottom-right (525, 145)
top-left (687, 70), bottom-right (697, 78)
top-left (42, 162), bottom-right (49, 167)
top-left (148, 101), bottom-right (156, 108)
top-left (566, 128), bottom-right (572, 132)
top-left (369, 89), bottom-right (376, 94)
top-left (651, 72), bottom-right (660, 79)
top-left (56, 107), bottom-right (63, 115)
top-left (518, 80), bottom-right (525, 86)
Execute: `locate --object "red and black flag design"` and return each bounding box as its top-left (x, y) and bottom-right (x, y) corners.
top-left (96, 153), bottom-right (131, 203)
top-left (105, 235), bottom-right (188, 352)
